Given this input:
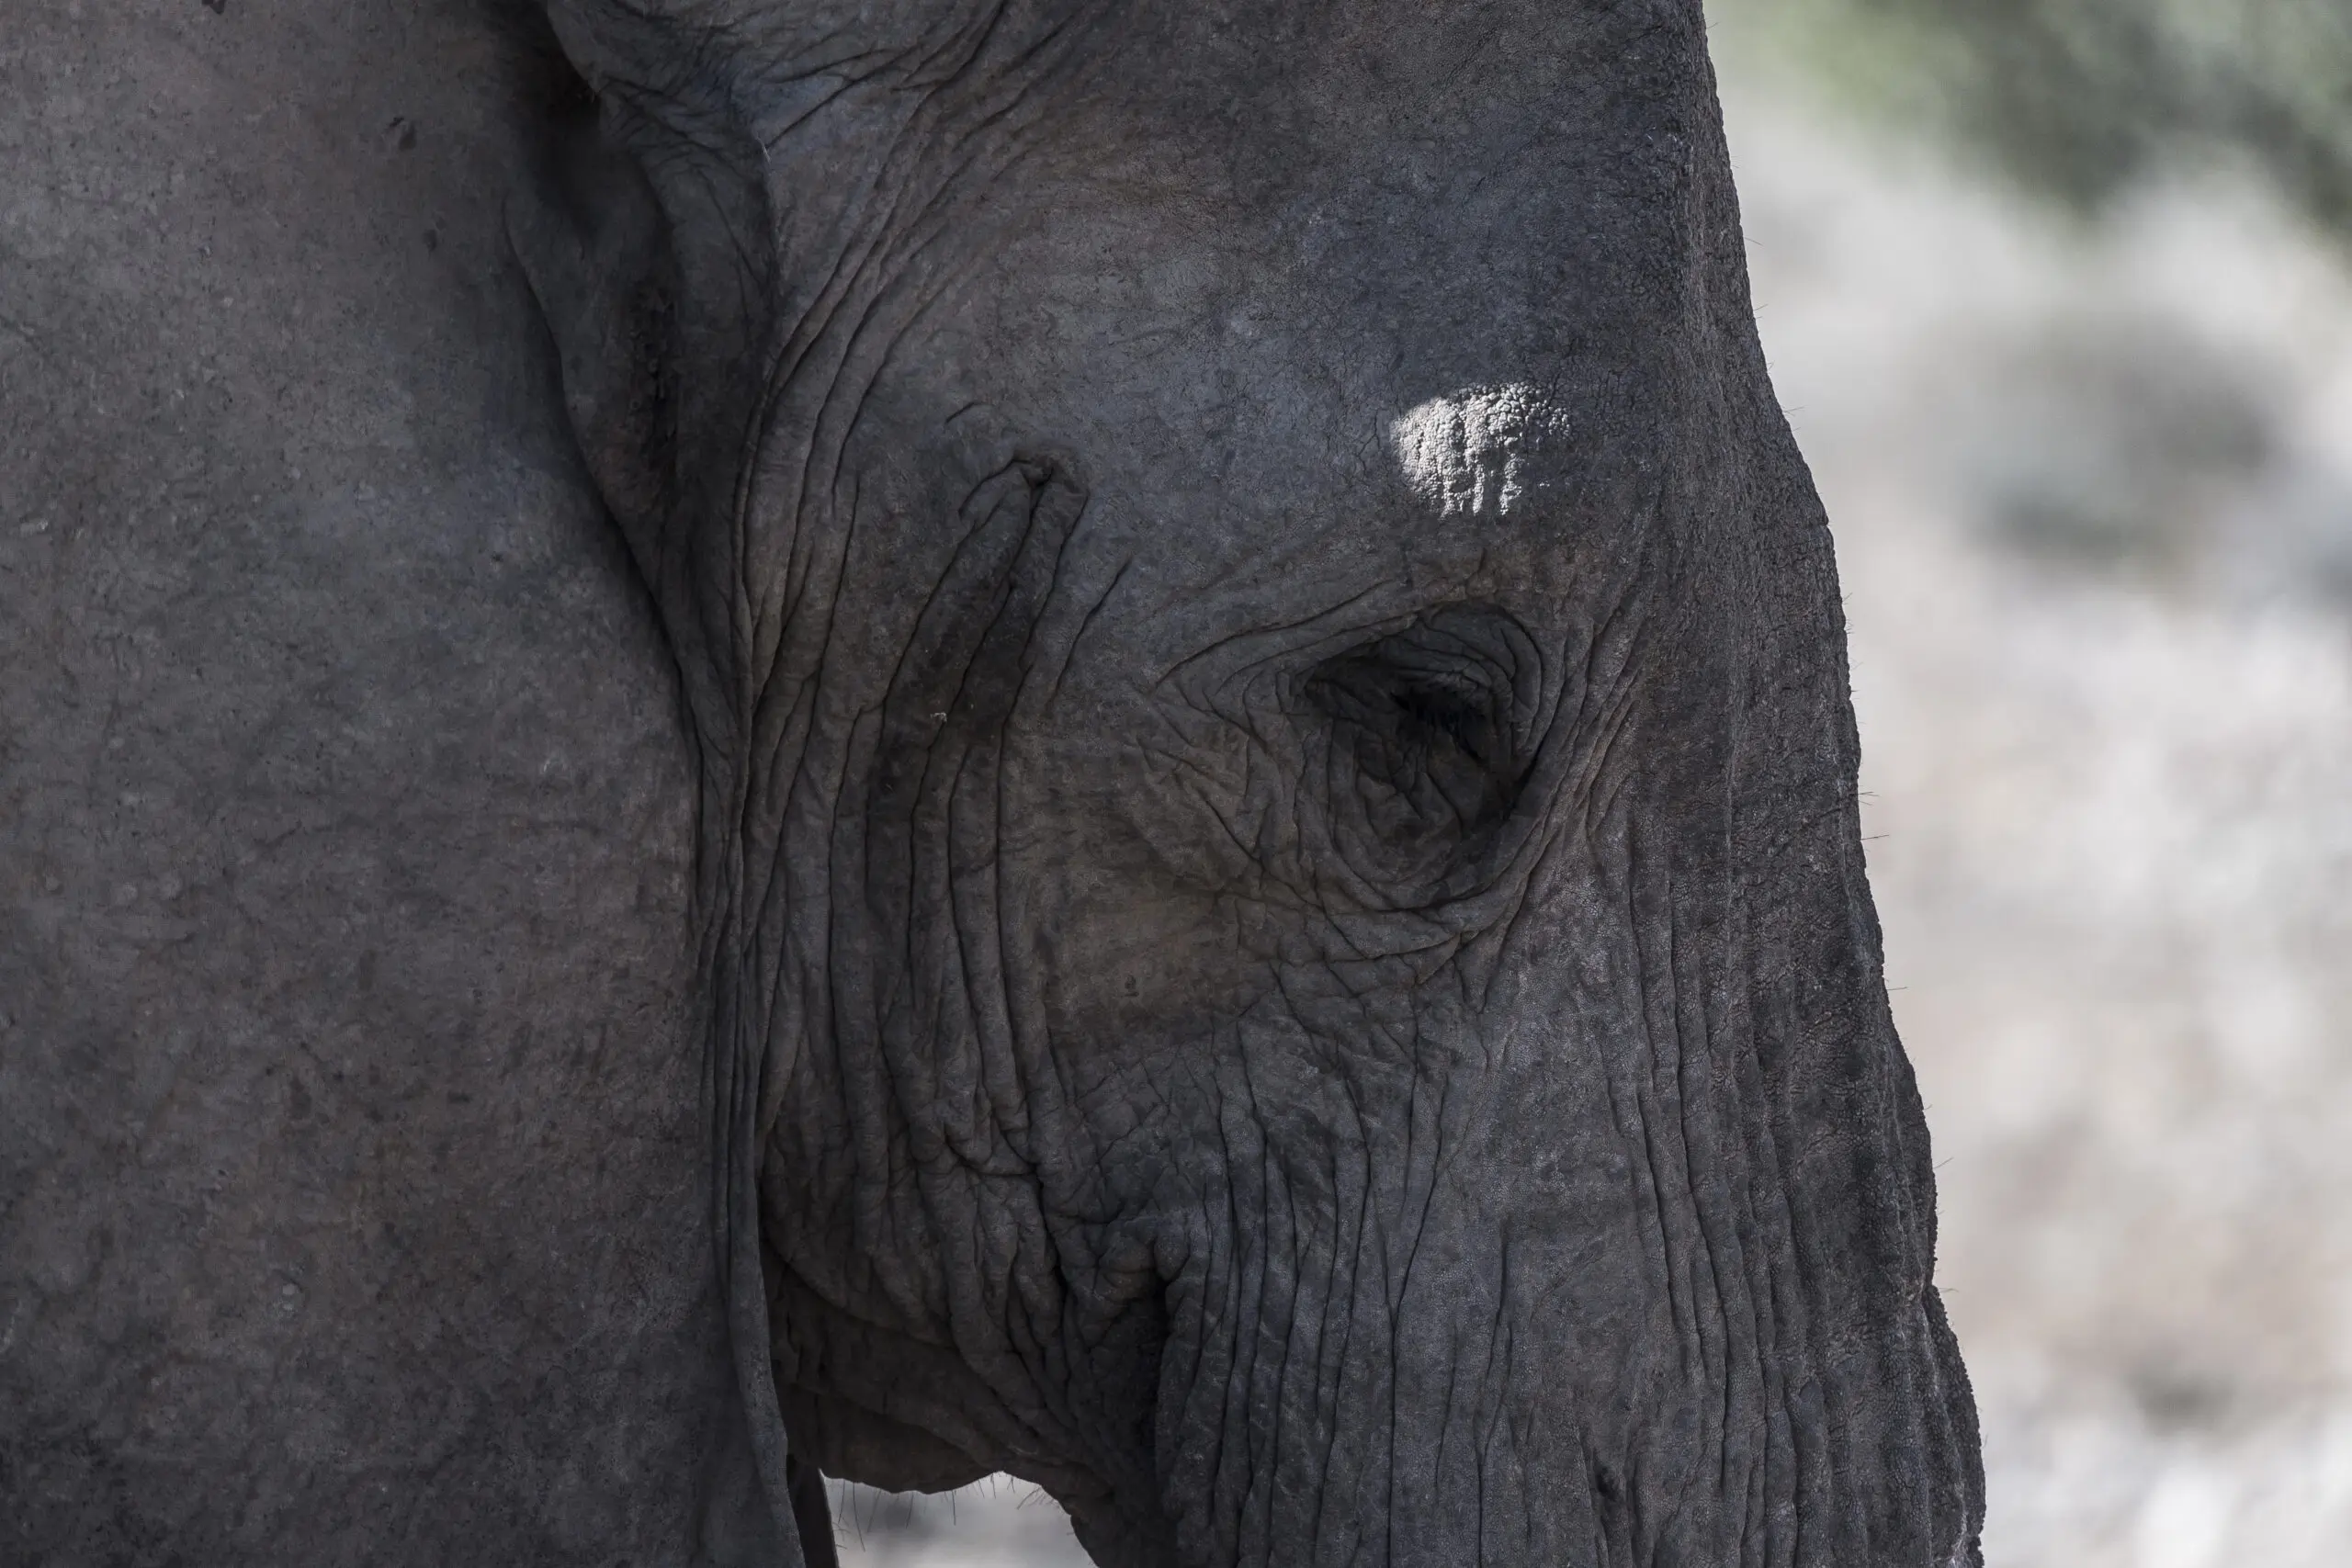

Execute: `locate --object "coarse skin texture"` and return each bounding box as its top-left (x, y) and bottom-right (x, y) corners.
top-left (515, 0), bottom-right (1984, 1564)
top-left (1, 1), bottom-right (1983, 1565)
top-left (0, 4), bottom-right (773, 1563)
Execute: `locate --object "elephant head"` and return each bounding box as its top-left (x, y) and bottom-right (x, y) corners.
top-left (509, 1), bottom-right (1983, 1563)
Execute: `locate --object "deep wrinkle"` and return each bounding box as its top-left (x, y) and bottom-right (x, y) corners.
top-left (510, 2), bottom-right (1984, 1564)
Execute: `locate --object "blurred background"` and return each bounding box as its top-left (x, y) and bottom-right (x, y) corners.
top-left (831, 4), bottom-right (2352, 1562)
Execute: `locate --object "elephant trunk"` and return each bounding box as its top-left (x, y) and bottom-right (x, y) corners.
top-left (1142, 780), bottom-right (1980, 1568)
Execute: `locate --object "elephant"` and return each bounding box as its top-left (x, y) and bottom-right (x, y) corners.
top-left (0, 1), bottom-right (1983, 1565)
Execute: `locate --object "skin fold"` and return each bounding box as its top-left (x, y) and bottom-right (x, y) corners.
top-left (514, 2), bottom-right (1983, 1565)
top-left (0, 1), bottom-right (1979, 1562)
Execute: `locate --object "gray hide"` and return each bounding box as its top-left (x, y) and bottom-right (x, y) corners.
top-left (2, 4), bottom-right (770, 1563)
top-left (2, 2), bottom-right (1984, 1566)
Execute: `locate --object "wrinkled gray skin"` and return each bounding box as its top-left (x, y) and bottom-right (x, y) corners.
top-left (1, 2), bottom-right (1982, 1565)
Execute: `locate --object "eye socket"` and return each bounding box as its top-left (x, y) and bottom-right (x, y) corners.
top-left (1303, 608), bottom-right (1534, 888)
top-left (1317, 670), bottom-right (1510, 832)
top-left (1392, 682), bottom-right (1502, 772)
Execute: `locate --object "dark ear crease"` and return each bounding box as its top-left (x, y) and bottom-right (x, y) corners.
top-left (507, 74), bottom-right (679, 577)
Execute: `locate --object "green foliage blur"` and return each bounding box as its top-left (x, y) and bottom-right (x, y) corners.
top-left (1710, 0), bottom-right (2352, 236)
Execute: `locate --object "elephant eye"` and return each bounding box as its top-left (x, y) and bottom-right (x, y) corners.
top-left (1391, 682), bottom-right (1498, 771)
top-left (1303, 607), bottom-right (1534, 888)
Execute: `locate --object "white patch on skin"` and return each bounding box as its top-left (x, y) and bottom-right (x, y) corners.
top-left (1387, 383), bottom-right (1564, 517)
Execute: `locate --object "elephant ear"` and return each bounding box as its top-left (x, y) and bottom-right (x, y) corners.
top-left (506, 38), bottom-right (811, 1568)
top-left (506, 86), bottom-right (680, 576)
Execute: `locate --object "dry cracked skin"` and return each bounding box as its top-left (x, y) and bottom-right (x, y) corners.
top-left (0, 4), bottom-right (1981, 1565)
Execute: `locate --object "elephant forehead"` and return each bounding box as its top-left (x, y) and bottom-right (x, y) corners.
top-left (881, 164), bottom-right (1673, 589)
top-left (591, 0), bottom-right (1706, 371)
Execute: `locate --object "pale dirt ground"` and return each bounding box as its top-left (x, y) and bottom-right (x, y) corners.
top-left (829, 80), bottom-right (2352, 1568)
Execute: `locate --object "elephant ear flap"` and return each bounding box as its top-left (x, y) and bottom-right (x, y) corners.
top-left (508, 95), bottom-right (679, 572)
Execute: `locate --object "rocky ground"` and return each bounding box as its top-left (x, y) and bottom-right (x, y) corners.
top-left (826, 73), bottom-right (2352, 1568)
